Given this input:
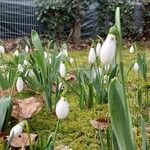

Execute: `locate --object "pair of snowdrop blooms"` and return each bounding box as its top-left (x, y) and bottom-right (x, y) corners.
top-left (129, 45), bottom-right (139, 73)
top-left (88, 34), bottom-right (116, 66)
top-left (10, 97), bottom-right (69, 138)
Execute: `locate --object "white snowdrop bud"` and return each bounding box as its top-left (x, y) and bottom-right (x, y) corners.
top-left (0, 46), bottom-right (5, 54)
top-left (17, 64), bottom-right (23, 72)
top-left (129, 45), bottom-right (134, 53)
top-left (133, 62), bottom-right (139, 73)
top-left (88, 47), bottom-right (96, 64)
top-left (56, 97), bottom-right (69, 119)
top-left (96, 43), bottom-right (101, 57)
top-left (14, 50), bottom-right (19, 57)
top-left (16, 77), bottom-right (24, 93)
top-left (23, 60), bottom-right (28, 66)
top-left (59, 62), bottom-right (66, 78)
top-left (44, 51), bottom-right (48, 59)
top-left (10, 121), bottom-right (25, 138)
top-left (69, 57), bottom-right (74, 64)
top-left (25, 45), bottom-right (29, 53)
top-left (100, 34), bottom-right (116, 65)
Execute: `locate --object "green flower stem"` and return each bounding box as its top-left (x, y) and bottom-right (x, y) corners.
top-left (52, 119), bottom-right (60, 144)
top-left (25, 121), bottom-right (33, 150)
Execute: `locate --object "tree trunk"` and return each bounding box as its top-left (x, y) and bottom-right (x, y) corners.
top-left (67, 0), bottom-right (81, 46)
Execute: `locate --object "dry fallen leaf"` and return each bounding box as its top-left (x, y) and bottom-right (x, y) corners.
top-left (67, 74), bottom-right (76, 82)
top-left (55, 145), bottom-right (72, 150)
top-left (90, 118), bottom-right (110, 130)
top-left (12, 97), bottom-right (43, 120)
top-left (146, 126), bottom-right (150, 133)
top-left (5, 133), bottom-right (38, 148)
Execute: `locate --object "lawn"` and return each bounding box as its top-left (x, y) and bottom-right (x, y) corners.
top-left (0, 41), bottom-right (149, 150)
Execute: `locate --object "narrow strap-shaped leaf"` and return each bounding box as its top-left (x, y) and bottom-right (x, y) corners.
top-left (108, 78), bottom-right (135, 150)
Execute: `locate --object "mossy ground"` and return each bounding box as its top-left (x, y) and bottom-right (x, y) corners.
top-left (0, 42), bottom-right (150, 149)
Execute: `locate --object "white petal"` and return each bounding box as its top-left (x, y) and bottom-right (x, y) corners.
top-left (0, 46), bottom-right (5, 53)
top-left (56, 97), bottom-right (69, 119)
top-left (133, 62), bottom-right (139, 73)
top-left (59, 62), bottom-right (66, 77)
top-left (18, 64), bottom-right (23, 72)
top-left (14, 50), bottom-right (19, 56)
top-left (16, 77), bottom-right (24, 93)
top-left (69, 58), bottom-right (74, 64)
top-left (25, 45), bottom-right (29, 53)
top-left (44, 51), bottom-right (48, 59)
top-left (100, 34), bottom-right (116, 65)
top-left (23, 60), bottom-right (28, 66)
top-left (129, 45), bottom-right (134, 53)
top-left (96, 43), bottom-right (101, 57)
top-left (10, 121), bottom-right (25, 137)
top-left (88, 48), bottom-right (96, 64)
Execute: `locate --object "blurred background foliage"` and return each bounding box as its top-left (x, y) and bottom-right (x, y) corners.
top-left (34, 0), bottom-right (149, 43)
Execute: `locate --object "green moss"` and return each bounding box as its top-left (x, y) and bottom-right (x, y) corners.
top-left (1, 43), bottom-right (149, 149)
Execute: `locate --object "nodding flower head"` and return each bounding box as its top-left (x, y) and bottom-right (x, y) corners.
top-left (100, 34), bottom-right (116, 65)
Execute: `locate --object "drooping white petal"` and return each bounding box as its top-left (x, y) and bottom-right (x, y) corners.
top-left (56, 97), bottom-right (69, 119)
top-left (133, 62), bottom-right (139, 73)
top-left (129, 45), bottom-right (134, 53)
top-left (16, 77), bottom-right (24, 93)
top-left (0, 46), bottom-right (5, 53)
top-left (59, 62), bottom-right (66, 78)
top-left (96, 43), bottom-right (101, 57)
top-left (88, 48), bottom-right (96, 64)
top-left (10, 121), bottom-right (25, 137)
top-left (14, 50), bottom-right (19, 57)
top-left (100, 34), bottom-right (116, 65)
top-left (17, 64), bottom-right (23, 72)
top-left (69, 57), bottom-right (74, 64)
top-left (25, 45), bottom-right (29, 53)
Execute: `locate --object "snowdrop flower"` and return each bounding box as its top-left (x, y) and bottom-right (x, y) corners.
top-left (129, 45), bottom-right (134, 53)
top-left (88, 47), bottom-right (96, 64)
top-left (59, 61), bottom-right (66, 78)
top-left (25, 45), bottom-right (29, 53)
top-left (49, 58), bottom-right (52, 64)
top-left (17, 64), bottom-right (23, 72)
top-left (62, 43), bottom-right (68, 57)
top-left (0, 46), bottom-right (5, 53)
top-left (14, 50), bottom-right (19, 57)
top-left (100, 34), bottom-right (116, 65)
top-left (25, 69), bottom-right (34, 77)
top-left (69, 57), bottom-right (74, 64)
top-left (103, 75), bottom-right (109, 84)
top-left (104, 65), bottom-right (110, 71)
top-left (16, 77), bottom-right (24, 93)
top-left (10, 121), bottom-right (25, 138)
top-left (91, 68), bottom-right (97, 81)
top-left (23, 60), bottom-right (28, 66)
top-left (96, 43), bottom-right (101, 57)
top-left (44, 51), bottom-right (48, 59)
top-left (56, 97), bottom-right (69, 119)
top-left (133, 62), bottom-right (139, 73)
top-left (58, 82), bottom-right (63, 90)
